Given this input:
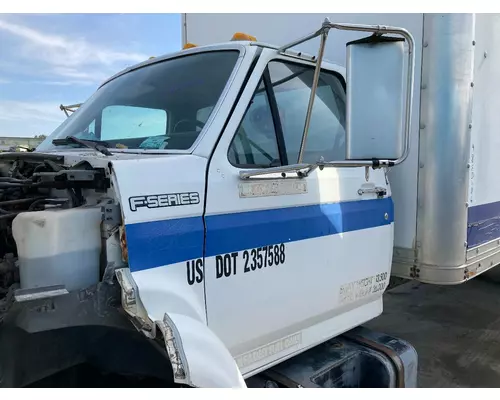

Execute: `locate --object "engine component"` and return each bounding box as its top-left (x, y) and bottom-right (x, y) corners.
top-left (0, 152), bottom-right (111, 298)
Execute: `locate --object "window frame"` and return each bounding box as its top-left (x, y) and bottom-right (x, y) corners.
top-left (227, 58), bottom-right (347, 169)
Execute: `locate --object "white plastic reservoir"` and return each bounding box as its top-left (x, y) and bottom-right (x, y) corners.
top-left (12, 206), bottom-right (102, 292)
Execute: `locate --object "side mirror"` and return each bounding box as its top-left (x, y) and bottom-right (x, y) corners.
top-left (345, 35), bottom-right (406, 161)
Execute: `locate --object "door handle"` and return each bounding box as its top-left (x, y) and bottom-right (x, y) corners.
top-left (357, 185), bottom-right (387, 198)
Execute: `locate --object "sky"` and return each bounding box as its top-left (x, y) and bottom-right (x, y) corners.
top-left (0, 13), bottom-right (182, 137)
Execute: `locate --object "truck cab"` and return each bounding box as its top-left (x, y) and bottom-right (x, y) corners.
top-left (0, 22), bottom-right (414, 388)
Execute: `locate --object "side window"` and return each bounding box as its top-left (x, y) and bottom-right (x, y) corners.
top-left (268, 61), bottom-right (346, 164)
top-left (228, 80), bottom-right (281, 167)
top-left (101, 105), bottom-right (168, 141)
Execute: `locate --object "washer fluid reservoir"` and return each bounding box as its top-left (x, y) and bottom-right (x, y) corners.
top-left (12, 206), bottom-right (102, 292)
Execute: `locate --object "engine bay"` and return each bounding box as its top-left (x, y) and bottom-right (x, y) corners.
top-left (0, 151), bottom-right (112, 316)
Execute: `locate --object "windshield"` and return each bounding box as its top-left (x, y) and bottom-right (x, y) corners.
top-left (37, 50), bottom-right (240, 152)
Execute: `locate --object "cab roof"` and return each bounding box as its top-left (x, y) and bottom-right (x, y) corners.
top-left (99, 40), bottom-right (343, 90)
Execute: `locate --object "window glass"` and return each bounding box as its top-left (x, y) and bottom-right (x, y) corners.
top-left (38, 50), bottom-right (240, 152)
top-left (268, 61), bottom-right (346, 164)
top-left (228, 80), bottom-right (281, 167)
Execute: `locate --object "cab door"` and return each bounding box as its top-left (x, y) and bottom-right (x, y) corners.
top-left (203, 50), bottom-right (394, 376)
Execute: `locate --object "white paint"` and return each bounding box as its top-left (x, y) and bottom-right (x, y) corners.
top-left (204, 226), bottom-right (393, 376)
top-left (240, 299), bottom-right (383, 377)
top-left (468, 14), bottom-right (500, 208)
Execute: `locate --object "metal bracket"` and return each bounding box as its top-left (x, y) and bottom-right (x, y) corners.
top-left (102, 202), bottom-right (122, 226)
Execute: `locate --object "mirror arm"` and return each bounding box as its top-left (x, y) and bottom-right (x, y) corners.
top-left (279, 18), bottom-right (415, 168)
top-left (297, 29), bottom-right (329, 164)
top-left (239, 163), bottom-right (314, 180)
top-left (238, 159), bottom-right (394, 181)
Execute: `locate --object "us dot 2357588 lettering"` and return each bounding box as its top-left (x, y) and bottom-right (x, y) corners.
top-left (185, 244), bottom-right (288, 285)
top-left (216, 244), bottom-right (287, 278)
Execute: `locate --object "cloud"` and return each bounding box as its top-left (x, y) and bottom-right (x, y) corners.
top-left (0, 17), bottom-right (149, 84)
top-left (0, 100), bottom-right (66, 137)
top-left (0, 79), bottom-right (9, 84)
top-left (0, 100), bottom-right (64, 123)
top-left (28, 80), bottom-right (96, 86)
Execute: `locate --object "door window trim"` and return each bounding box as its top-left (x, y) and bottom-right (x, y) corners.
top-left (226, 57), bottom-right (347, 169)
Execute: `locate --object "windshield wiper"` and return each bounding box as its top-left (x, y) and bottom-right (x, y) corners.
top-left (52, 136), bottom-right (112, 156)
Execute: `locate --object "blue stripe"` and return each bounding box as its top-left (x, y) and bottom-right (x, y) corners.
top-left (126, 216), bottom-right (205, 272)
top-left (126, 197), bottom-right (394, 272)
top-left (467, 201), bottom-right (500, 248)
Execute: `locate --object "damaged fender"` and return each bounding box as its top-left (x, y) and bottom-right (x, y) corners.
top-left (116, 268), bottom-right (246, 388)
top-left (156, 312), bottom-right (247, 388)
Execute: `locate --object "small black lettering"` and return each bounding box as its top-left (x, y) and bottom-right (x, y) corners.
top-left (280, 244), bottom-right (285, 264)
top-left (243, 251), bottom-right (250, 273)
top-left (216, 255), bottom-right (224, 279)
top-left (375, 272), bottom-right (388, 283)
top-left (256, 248), bottom-right (263, 269)
top-left (187, 260), bottom-right (195, 285)
top-left (223, 254), bottom-right (232, 277)
top-left (187, 259), bottom-right (204, 285)
top-left (221, 244), bottom-right (287, 277)
top-left (195, 259), bottom-right (204, 283)
top-left (231, 252), bottom-right (238, 275)
top-left (267, 245), bottom-right (274, 266)
top-left (217, 253), bottom-right (238, 279)
top-left (372, 283), bottom-right (385, 293)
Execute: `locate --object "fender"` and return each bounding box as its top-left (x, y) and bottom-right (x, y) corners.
top-left (116, 268), bottom-right (246, 388)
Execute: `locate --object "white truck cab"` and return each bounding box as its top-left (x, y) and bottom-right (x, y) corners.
top-left (1, 19), bottom-right (417, 388)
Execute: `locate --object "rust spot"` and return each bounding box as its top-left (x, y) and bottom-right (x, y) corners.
top-left (120, 226), bottom-right (128, 262)
top-left (466, 270), bottom-right (477, 279)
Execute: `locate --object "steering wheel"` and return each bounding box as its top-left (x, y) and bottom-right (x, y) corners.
top-left (173, 119), bottom-right (205, 133)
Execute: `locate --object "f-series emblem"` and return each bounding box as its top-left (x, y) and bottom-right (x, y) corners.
top-left (129, 192), bottom-right (200, 211)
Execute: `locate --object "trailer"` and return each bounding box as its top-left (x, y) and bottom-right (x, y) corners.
top-left (1, 13), bottom-right (500, 388)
